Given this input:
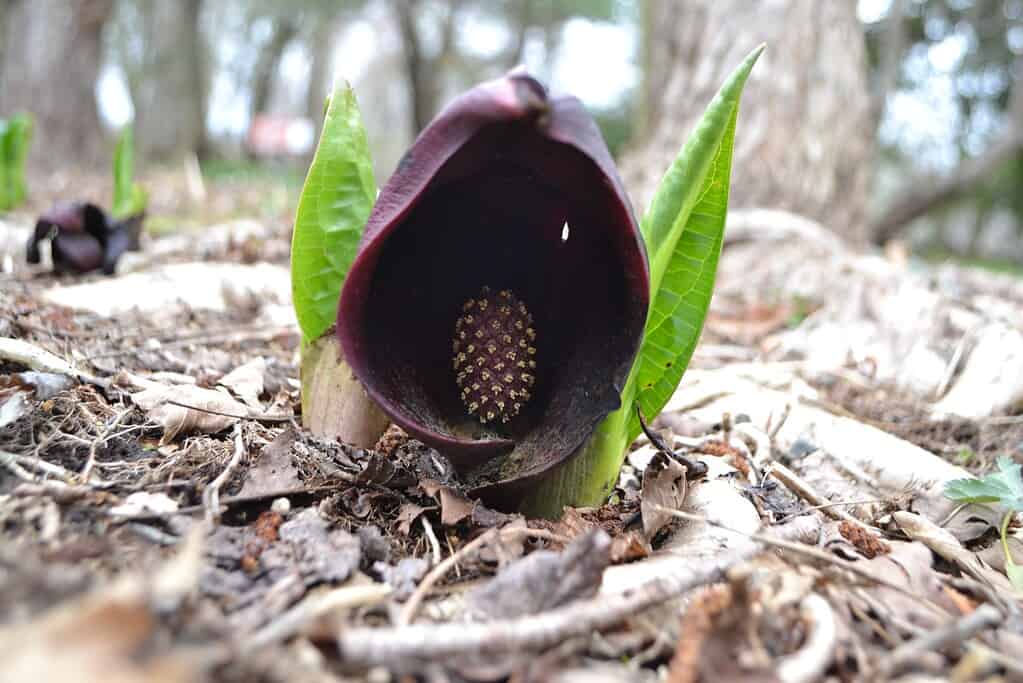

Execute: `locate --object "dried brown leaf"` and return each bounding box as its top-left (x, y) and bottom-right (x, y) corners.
top-left (395, 503), bottom-right (428, 536)
top-left (130, 383), bottom-right (250, 443)
top-left (438, 486), bottom-right (474, 526)
top-left (641, 451), bottom-right (688, 541)
top-left (0, 390), bottom-right (29, 428)
top-left (465, 529), bottom-right (611, 621)
top-left (894, 510), bottom-right (1021, 597)
top-left (238, 427), bottom-right (302, 497)
top-left (218, 357), bottom-right (266, 409)
top-left (0, 530), bottom-right (204, 682)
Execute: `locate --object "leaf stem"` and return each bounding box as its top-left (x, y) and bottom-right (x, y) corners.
top-left (1001, 509), bottom-right (1016, 570)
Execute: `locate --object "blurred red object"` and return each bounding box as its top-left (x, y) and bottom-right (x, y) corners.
top-left (246, 115), bottom-right (315, 157)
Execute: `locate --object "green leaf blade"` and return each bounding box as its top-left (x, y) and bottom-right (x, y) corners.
top-left (945, 456), bottom-right (1023, 512)
top-left (1, 114), bottom-right (32, 210)
top-left (111, 124), bottom-right (147, 218)
top-left (6, 114), bottom-right (32, 205)
top-left (623, 46), bottom-right (761, 442)
top-left (996, 455), bottom-right (1023, 510)
top-left (291, 83), bottom-right (377, 345)
top-left (0, 118), bottom-right (9, 211)
top-left (112, 124), bottom-right (133, 216)
top-left (641, 45), bottom-right (763, 297)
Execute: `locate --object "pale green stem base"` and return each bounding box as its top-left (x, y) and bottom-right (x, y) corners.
top-left (300, 332), bottom-right (389, 448)
top-left (518, 405), bottom-right (631, 519)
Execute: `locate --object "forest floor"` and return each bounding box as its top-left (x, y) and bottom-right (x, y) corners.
top-left (1, 176), bottom-right (1022, 682)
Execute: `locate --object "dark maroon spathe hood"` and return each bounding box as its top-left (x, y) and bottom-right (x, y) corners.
top-left (26, 201), bottom-right (143, 275)
top-left (337, 71), bottom-right (649, 500)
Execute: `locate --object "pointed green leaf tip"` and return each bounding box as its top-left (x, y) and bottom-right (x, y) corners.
top-left (625, 43), bottom-right (764, 443)
top-left (291, 82), bottom-right (377, 345)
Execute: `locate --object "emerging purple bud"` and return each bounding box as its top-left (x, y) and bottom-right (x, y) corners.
top-left (27, 201), bottom-right (143, 275)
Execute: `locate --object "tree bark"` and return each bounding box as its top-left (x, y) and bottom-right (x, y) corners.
top-left (0, 0), bottom-right (113, 169)
top-left (621, 0), bottom-right (874, 246)
top-left (871, 57), bottom-right (1023, 245)
top-left (250, 17), bottom-right (299, 119)
top-left (872, 0), bottom-right (908, 126)
top-left (394, 0), bottom-right (432, 135)
top-left (393, 0), bottom-right (464, 135)
top-left (306, 18), bottom-right (338, 125)
top-left (130, 0), bottom-right (207, 163)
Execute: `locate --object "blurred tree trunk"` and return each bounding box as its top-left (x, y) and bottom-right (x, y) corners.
top-left (871, 57), bottom-right (1023, 245)
top-left (249, 16), bottom-right (299, 119)
top-left (306, 19), bottom-right (338, 125)
top-left (0, 0), bottom-right (113, 169)
top-left (394, 0), bottom-right (463, 135)
top-left (130, 0), bottom-right (207, 163)
top-left (621, 0), bottom-right (874, 245)
top-left (0, 2), bottom-right (6, 79)
top-left (872, 0), bottom-right (908, 125)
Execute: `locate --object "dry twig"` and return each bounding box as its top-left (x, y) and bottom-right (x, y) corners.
top-left (421, 517), bottom-right (442, 567)
top-left (775, 594), bottom-right (838, 683)
top-left (203, 423), bottom-right (247, 525)
top-left (242, 582), bottom-right (393, 653)
top-left (768, 462), bottom-right (872, 528)
top-left (653, 506), bottom-right (947, 615)
top-left (339, 540), bottom-right (763, 665)
top-left (164, 399), bottom-right (294, 424)
top-left (878, 603), bottom-right (1003, 678)
top-left (398, 526), bottom-right (567, 627)
top-left (0, 448), bottom-right (49, 483)
top-left (80, 406), bottom-right (133, 482)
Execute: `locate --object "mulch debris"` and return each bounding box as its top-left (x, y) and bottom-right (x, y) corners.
top-left (1, 206), bottom-right (1022, 682)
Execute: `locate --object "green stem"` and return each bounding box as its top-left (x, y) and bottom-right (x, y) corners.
top-left (518, 380), bottom-right (636, 518)
top-left (1000, 509), bottom-right (1016, 570)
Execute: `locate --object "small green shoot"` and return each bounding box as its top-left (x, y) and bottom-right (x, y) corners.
top-left (111, 124), bottom-right (148, 219)
top-left (0, 113), bottom-right (33, 211)
top-left (946, 456), bottom-right (1023, 591)
top-left (290, 83), bottom-right (376, 346)
top-left (955, 447), bottom-right (975, 465)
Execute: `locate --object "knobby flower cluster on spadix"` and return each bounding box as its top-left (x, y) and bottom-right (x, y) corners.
top-left (336, 72), bottom-right (649, 506)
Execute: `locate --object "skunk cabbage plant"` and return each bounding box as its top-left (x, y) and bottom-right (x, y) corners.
top-left (25, 124), bottom-right (146, 275)
top-left (293, 47), bottom-right (764, 515)
top-left (26, 201), bottom-right (143, 275)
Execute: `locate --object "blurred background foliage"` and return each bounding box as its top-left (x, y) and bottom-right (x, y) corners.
top-left (0, 0), bottom-right (1020, 268)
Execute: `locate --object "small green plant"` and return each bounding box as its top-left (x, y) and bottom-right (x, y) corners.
top-left (946, 456), bottom-right (1023, 591)
top-left (291, 46), bottom-right (764, 515)
top-left (0, 113), bottom-right (33, 211)
top-left (291, 85), bottom-right (375, 346)
top-left (955, 446), bottom-right (975, 465)
top-left (111, 124), bottom-right (148, 219)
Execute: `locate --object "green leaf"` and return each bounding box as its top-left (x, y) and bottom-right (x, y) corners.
top-left (624, 44), bottom-right (763, 443)
top-left (945, 456), bottom-right (1023, 512)
top-left (0, 119), bottom-right (9, 211)
top-left (291, 83), bottom-right (376, 345)
top-left (112, 124), bottom-right (147, 218)
top-left (1, 114), bottom-right (32, 210)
